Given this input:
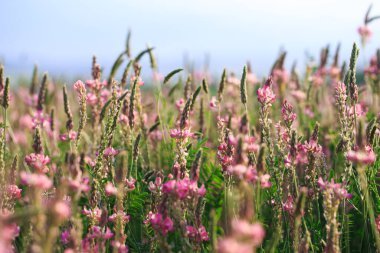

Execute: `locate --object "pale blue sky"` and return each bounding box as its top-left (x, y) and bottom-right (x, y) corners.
top-left (1, 0), bottom-right (379, 79)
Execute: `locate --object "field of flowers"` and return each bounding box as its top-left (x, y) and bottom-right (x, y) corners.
top-left (1, 7), bottom-right (380, 253)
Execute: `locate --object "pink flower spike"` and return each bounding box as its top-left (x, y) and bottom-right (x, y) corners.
top-left (54, 201), bottom-right (71, 220)
top-left (73, 80), bottom-right (86, 92)
top-left (162, 180), bottom-right (176, 193)
top-left (105, 182), bottom-right (118, 196)
top-left (104, 147), bottom-right (119, 157)
top-left (24, 153), bottom-right (50, 173)
top-left (20, 172), bottom-right (53, 189)
top-left (7, 185), bottom-right (22, 199)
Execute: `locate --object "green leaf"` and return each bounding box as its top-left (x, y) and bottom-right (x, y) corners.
top-left (163, 68), bottom-right (183, 84)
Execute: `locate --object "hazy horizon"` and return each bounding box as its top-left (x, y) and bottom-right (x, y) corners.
top-left (1, 0), bottom-right (380, 80)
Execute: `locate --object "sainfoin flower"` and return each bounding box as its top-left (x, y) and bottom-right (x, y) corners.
top-left (54, 201), bottom-right (71, 220)
top-left (7, 185), bottom-right (22, 199)
top-left (347, 146), bottom-right (376, 165)
top-left (257, 79), bottom-right (276, 105)
top-left (358, 25), bottom-right (372, 42)
top-left (104, 147), bottom-right (119, 157)
top-left (146, 212), bottom-right (174, 235)
top-left (186, 225), bottom-right (209, 242)
top-left (105, 182), bottom-right (118, 196)
top-left (24, 153), bottom-right (50, 173)
top-left (318, 177), bottom-right (352, 199)
top-left (218, 219), bottom-right (265, 253)
top-left (20, 172), bottom-right (52, 189)
top-left (73, 80), bottom-right (86, 92)
top-left (109, 211), bottom-right (130, 223)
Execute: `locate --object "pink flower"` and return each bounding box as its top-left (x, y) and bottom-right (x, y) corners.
top-left (86, 93), bottom-right (98, 105)
top-left (358, 25), bottom-right (372, 42)
top-left (290, 90), bottom-right (306, 101)
top-left (109, 211), bottom-right (130, 223)
top-left (302, 140), bottom-right (323, 155)
top-left (318, 178), bottom-right (352, 199)
top-left (148, 177), bottom-right (162, 192)
top-left (61, 229), bottom-right (71, 245)
top-left (125, 177), bottom-right (136, 191)
top-left (347, 145), bottom-right (376, 165)
top-left (7, 185), bottom-right (22, 199)
top-left (68, 130), bottom-right (77, 140)
top-left (104, 147), bottom-right (119, 157)
top-left (231, 219), bottom-right (265, 246)
top-left (209, 96), bottom-right (218, 111)
top-left (170, 128), bottom-right (194, 139)
top-left (349, 104), bottom-right (367, 118)
top-left (24, 153), bottom-right (50, 173)
top-left (54, 201), bottom-right (71, 220)
top-left (186, 225), bottom-right (209, 242)
top-left (247, 72), bottom-right (258, 85)
top-left (20, 172), bottom-right (52, 189)
top-left (197, 184), bottom-right (206, 197)
top-left (376, 215), bottom-right (380, 233)
top-left (146, 212), bottom-right (174, 235)
top-left (176, 178), bottom-right (190, 199)
top-left (111, 241), bottom-right (129, 253)
top-left (103, 227), bottom-right (114, 239)
top-left (283, 195), bottom-right (294, 214)
top-left (162, 180), bottom-right (176, 193)
top-left (218, 237), bottom-right (253, 253)
top-left (73, 80), bottom-right (86, 92)
top-left (105, 182), bottom-right (118, 196)
top-left (68, 176), bottom-right (90, 192)
top-left (260, 174), bottom-right (272, 188)
top-left (281, 100), bottom-right (297, 126)
top-left (131, 76), bottom-right (144, 86)
top-left (82, 207), bottom-right (102, 221)
top-left (257, 80), bottom-right (276, 106)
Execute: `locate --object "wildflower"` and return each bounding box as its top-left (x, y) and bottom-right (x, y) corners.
top-left (218, 237), bottom-right (253, 253)
top-left (260, 174), bottom-right (272, 188)
top-left (209, 96), bottom-right (218, 111)
top-left (318, 177), bottom-right (352, 199)
top-left (302, 140), bottom-right (323, 155)
top-left (169, 128), bottom-right (194, 139)
top-left (54, 201), bottom-right (71, 220)
top-left (376, 215), bottom-right (380, 233)
top-left (347, 145), bottom-right (376, 165)
top-left (245, 136), bottom-right (260, 153)
top-left (125, 177), bottom-right (136, 191)
top-left (73, 80), bottom-right (86, 92)
top-left (104, 147), bottom-right (119, 157)
top-left (257, 82), bottom-right (276, 106)
top-left (358, 25), bottom-right (372, 44)
top-left (109, 211), bottom-right (130, 223)
top-left (146, 212), bottom-right (174, 235)
top-left (231, 219), bottom-right (265, 246)
top-left (24, 153), bottom-right (50, 173)
top-left (7, 185), bottom-right (22, 199)
top-left (186, 225), bottom-right (209, 242)
top-left (111, 241), bottom-right (129, 253)
top-left (86, 93), bottom-right (98, 105)
top-left (281, 100), bottom-right (297, 127)
top-left (105, 182), bottom-right (118, 196)
top-left (148, 177), bottom-right (162, 192)
top-left (82, 207), bottom-right (102, 222)
top-left (68, 176), bottom-right (90, 192)
top-left (290, 90), bottom-right (306, 102)
top-left (162, 180), bottom-right (176, 193)
top-left (61, 229), bottom-right (71, 245)
top-left (283, 195), bottom-right (294, 214)
top-left (20, 172), bottom-right (52, 189)
top-left (131, 76), bottom-right (144, 86)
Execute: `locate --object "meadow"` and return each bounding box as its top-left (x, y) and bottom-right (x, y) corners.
top-left (1, 9), bottom-right (380, 253)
